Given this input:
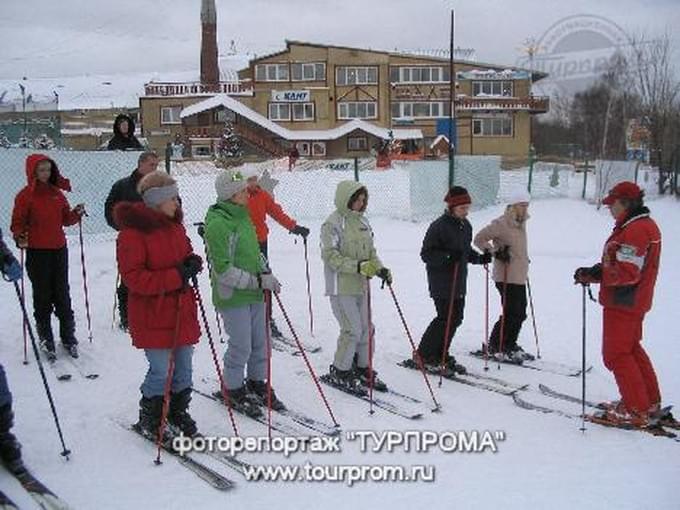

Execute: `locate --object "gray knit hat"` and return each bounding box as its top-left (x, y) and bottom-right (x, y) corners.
top-left (215, 169), bottom-right (248, 201)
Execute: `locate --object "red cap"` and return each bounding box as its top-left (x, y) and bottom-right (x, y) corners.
top-left (602, 181), bottom-right (642, 205)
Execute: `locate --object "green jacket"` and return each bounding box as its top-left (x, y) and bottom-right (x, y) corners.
top-left (321, 180), bottom-right (383, 296)
top-left (204, 200), bottom-right (264, 309)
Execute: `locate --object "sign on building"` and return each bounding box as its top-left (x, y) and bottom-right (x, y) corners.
top-left (271, 90), bottom-right (310, 102)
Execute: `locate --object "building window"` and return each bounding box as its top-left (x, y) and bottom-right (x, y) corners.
top-left (291, 63), bottom-right (326, 81)
top-left (472, 81), bottom-right (513, 97)
top-left (296, 142), bottom-right (310, 156)
top-left (337, 101), bottom-right (377, 119)
top-left (255, 63), bottom-right (290, 82)
top-left (472, 116), bottom-right (513, 136)
top-left (391, 101), bottom-right (447, 119)
top-left (348, 136), bottom-right (368, 151)
top-left (292, 103), bottom-right (314, 121)
top-left (215, 109), bottom-right (236, 123)
top-left (268, 103), bottom-right (291, 121)
top-left (336, 66), bottom-right (378, 85)
top-left (389, 66), bottom-right (449, 83)
top-left (312, 142), bottom-right (326, 156)
top-left (160, 106), bottom-right (182, 125)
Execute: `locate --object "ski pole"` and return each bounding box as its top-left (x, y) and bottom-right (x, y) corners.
top-left (527, 276), bottom-right (541, 359)
top-left (193, 222), bottom-right (225, 343)
top-left (12, 282), bottom-right (71, 459)
top-left (439, 262), bottom-right (459, 387)
top-left (580, 283), bottom-right (587, 432)
top-left (385, 282), bottom-right (441, 412)
top-left (78, 222), bottom-right (93, 342)
top-left (302, 237), bottom-right (314, 337)
top-left (264, 291), bottom-right (273, 439)
top-left (273, 292), bottom-right (340, 427)
top-left (366, 280), bottom-right (375, 416)
top-left (154, 295), bottom-right (181, 465)
top-left (484, 264), bottom-right (490, 371)
top-left (111, 273), bottom-right (120, 330)
top-left (20, 249), bottom-right (28, 365)
top-left (497, 263), bottom-right (509, 370)
top-left (192, 277), bottom-right (239, 436)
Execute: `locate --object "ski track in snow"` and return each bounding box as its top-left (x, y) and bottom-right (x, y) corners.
top-left (0, 197), bottom-right (678, 509)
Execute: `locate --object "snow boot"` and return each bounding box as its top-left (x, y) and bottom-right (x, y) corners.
top-left (59, 316), bottom-right (78, 357)
top-left (37, 322), bottom-right (56, 362)
top-left (0, 404), bottom-right (24, 474)
top-left (168, 388), bottom-right (198, 437)
top-left (134, 395), bottom-right (172, 443)
top-left (325, 365), bottom-right (366, 395)
top-left (508, 345), bottom-right (535, 362)
top-left (213, 386), bottom-right (263, 419)
top-left (246, 379), bottom-right (287, 411)
top-left (354, 366), bottom-right (388, 392)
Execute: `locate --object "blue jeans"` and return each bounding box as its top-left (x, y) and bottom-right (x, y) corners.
top-left (0, 363), bottom-right (12, 407)
top-left (140, 346), bottom-right (193, 398)
top-left (220, 303), bottom-right (267, 390)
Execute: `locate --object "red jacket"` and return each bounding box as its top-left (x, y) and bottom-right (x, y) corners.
top-left (114, 202), bottom-right (201, 349)
top-left (598, 208), bottom-right (661, 315)
top-left (10, 154), bottom-right (80, 249)
top-left (247, 186), bottom-right (296, 242)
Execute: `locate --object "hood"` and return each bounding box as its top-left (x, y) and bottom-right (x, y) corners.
top-left (503, 205), bottom-right (530, 227)
top-left (113, 202), bottom-right (182, 232)
top-left (25, 154), bottom-right (71, 192)
top-left (112, 114), bottom-right (136, 139)
top-left (207, 200), bottom-right (249, 223)
top-left (334, 180), bottom-right (367, 214)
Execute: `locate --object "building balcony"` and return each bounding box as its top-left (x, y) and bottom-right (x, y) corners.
top-left (456, 96), bottom-right (549, 113)
top-left (144, 81), bottom-right (253, 97)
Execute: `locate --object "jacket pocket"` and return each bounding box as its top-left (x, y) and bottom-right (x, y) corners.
top-left (612, 285), bottom-right (637, 307)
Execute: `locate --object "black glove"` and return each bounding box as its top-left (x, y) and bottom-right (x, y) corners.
top-left (196, 223), bottom-right (205, 238)
top-left (494, 246), bottom-right (511, 263)
top-left (573, 263), bottom-right (601, 284)
top-left (291, 225), bottom-right (310, 238)
top-left (479, 250), bottom-right (493, 265)
top-left (178, 254), bottom-right (203, 284)
top-left (446, 249), bottom-right (463, 265)
top-left (377, 267), bottom-right (393, 285)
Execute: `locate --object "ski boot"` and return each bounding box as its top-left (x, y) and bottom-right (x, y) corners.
top-left (168, 388), bottom-right (198, 437)
top-left (508, 345), bottom-right (535, 362)
top-left (354, 366), bottom-right (388, 392)
top-left (246, 379), bottom-right (287, 411)
top-left (270, 319), bottom-right (284, 339)
top-left (134, 395), bottom-right (173, 443)
top-left (213, 385), bottom-right (263, 419)
top-left (37, 322), bottom-right (56, 362)
top-left (324, 365), bottom-right (367, 396)
top-left (59, 317), bottom-right (79, 359)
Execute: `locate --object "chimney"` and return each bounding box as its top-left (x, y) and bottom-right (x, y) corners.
top-left (200, 0), bottom-right (219, 88)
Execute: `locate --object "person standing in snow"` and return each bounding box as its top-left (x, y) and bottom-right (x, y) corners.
top-left (10, 154), bottom-right (86, 360)
top-left (320, 180), bottom-right (392, 392)
top-left (414, 186), bottom-right (491, 374)
top-left (104, 151), bottom-right (160, 331)
top-left (114, 171), bottom-right (202, 439)
top-left (473, 191), bottom-right (533, 363)
top-left (0, 229), bottom-right (26, 474)
top-left (574, 181), bottom-right (667, 427)
top-left (245, 169), bottom-right (309, 338)
top-left (204, 169), bottom-right (286, 417)
top-left (107, 113), bottom-right (143, 151)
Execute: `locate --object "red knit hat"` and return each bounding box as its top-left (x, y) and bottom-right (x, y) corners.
top-left (444, 186), bottom-right (472, 207)
top-left (602, 181), bottom-right (643, 205)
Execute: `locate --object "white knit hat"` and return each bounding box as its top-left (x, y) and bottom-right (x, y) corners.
top-left (215, 169), bottom-right (248, 201)
top-left (507, 190), bottom-right (531, 205)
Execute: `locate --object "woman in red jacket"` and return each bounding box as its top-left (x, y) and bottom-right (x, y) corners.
top-left (10, 154), bottom-right (85, 360)
top-left (114, 171), bottom-right (203, 439)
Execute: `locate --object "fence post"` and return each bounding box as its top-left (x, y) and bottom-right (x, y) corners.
top-left (527, 145), bottom-right (535, 193)
top-left (165, 142), bottom-right (172, 174)
top-left (354, 157), bottom-right (359, 182)
top-left (581, 156), bottom-right (589, 200)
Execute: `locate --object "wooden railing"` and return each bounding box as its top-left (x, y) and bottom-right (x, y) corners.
top-left (456, 96), bottom-right (549, 113)
top-left (144, 81), bottom-right (253, 97)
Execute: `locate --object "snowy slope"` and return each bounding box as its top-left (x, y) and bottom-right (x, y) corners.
top-left (0, 196), bottom-right (678, 509)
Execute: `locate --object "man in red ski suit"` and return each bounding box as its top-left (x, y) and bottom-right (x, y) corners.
top-left (574, 181), bottom-right (663, 426)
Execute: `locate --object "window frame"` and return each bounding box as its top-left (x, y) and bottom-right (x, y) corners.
top-left (268, 103), bottom-right (291, 121)
top-left (160, 105), bottom-right (182, 125)
top-left (336, 66), bottom-right (379, 85)
top-left (472, 116), bottom-right (514, 137)
top-left (255, 63), bottom-right (290, 82)
top-left (390, 66), bottom-right (448, 84)
top-left (472, 80), bottom-right (514, 97)
top-left (337, 101), bottom-right (378, 120)
top-left (347, 136), bottom-right (368, 151)
top-left (290, 62), bottom-right (326, 82)
top-left (391, 101), bottom-right (447, 119)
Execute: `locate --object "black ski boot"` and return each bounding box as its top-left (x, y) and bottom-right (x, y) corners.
top-left (36, 322), bottom-right (56, 362)
top-left (59, 316), bottom-right (79, 359)
top-left (270, 319), bottom-right (284, 339)
top-left (354, 366), bottom-right (388, 392)
top-left (134, 395), bottom-right (172, 443)
top-left (324, 365), bottom-right (366, 395)
top-left (0, 404), bottom-right (24, 474)
top-left (168, 388), bottom-right (198, 437)
top-left (213, 386), bottom-right (263, 419)
top-left (443, 354), bottom-right (467, 375)
top-left (246, 379), bottom-right (286, 411)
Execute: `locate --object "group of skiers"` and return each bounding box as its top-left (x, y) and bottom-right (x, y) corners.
top-left (1, 145), bottom-right (669, 456)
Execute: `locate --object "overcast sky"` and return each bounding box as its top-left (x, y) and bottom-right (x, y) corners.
top-left (1, 0), bottom-right (679, 80)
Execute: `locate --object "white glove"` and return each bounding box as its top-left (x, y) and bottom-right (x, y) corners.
top-left (258, 273), bottom-right (281, 294)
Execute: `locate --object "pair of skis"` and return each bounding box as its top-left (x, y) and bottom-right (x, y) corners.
top-left (466, 350), bottom-right (592, 377)
top-left (0, 465), bottom-right (72, 510)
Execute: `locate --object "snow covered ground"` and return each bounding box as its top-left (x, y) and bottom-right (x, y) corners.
top-left (0, 192), bottom-right (678, 509)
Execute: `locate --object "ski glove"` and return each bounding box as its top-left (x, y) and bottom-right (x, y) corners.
top-left (358, 260), bottom-right (380, 278)
top-left (1, 255), bottom-right (22, 282)
top-left (291, 225), bottom-right (310, 238)
top-left (574, 263), bottom-right (602, 285)
top-left (377, 267), bottom-right (393, 285)
top-left (178, 254), bottom-right (203, 285)
top-left (73, 203), bottom-right (87, 217)
top-left (494, 245), bottom-right (511, 263)
top-left (14, 233), bottom-right (27, 249)
top-left (258, 273), bottom-right (281, 293)
top-left (479, 250), bottom-right (493, 265)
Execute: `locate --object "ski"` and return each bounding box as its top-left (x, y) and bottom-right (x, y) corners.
top-left (46, 358), bottom-right (72, 382)
top-left (0, 489), bottom-right (17, 509)
top-left (318, 374), bottom-right (423, 420)
top-left (397, 360), bottom-right (528, 397)
top-left (122, 422), bottom-right (235, 491)
top-left (5, 466), bottom-right (73, 510)
top-left (60, 356), bottom-right (99, 380)
top-left (511, 393), bottom-right (679, 440)
top-left (185, 432), bottom-right (255, 478)
top-left (467, 350), bottom-right (592, 377)
top-left (193, 388), bottom-right (312, 436)
top-left (272, 334), bottom-right (321, 354)
top-left (62, 348), bottom-right (100, 379)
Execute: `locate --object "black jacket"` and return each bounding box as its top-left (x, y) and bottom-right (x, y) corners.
top-left (107, 114), bottom-right (143, 151)
top-left (104, 170), bottom-right (143, 230)
top-left (421, 212), bottom-right (484, 300)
